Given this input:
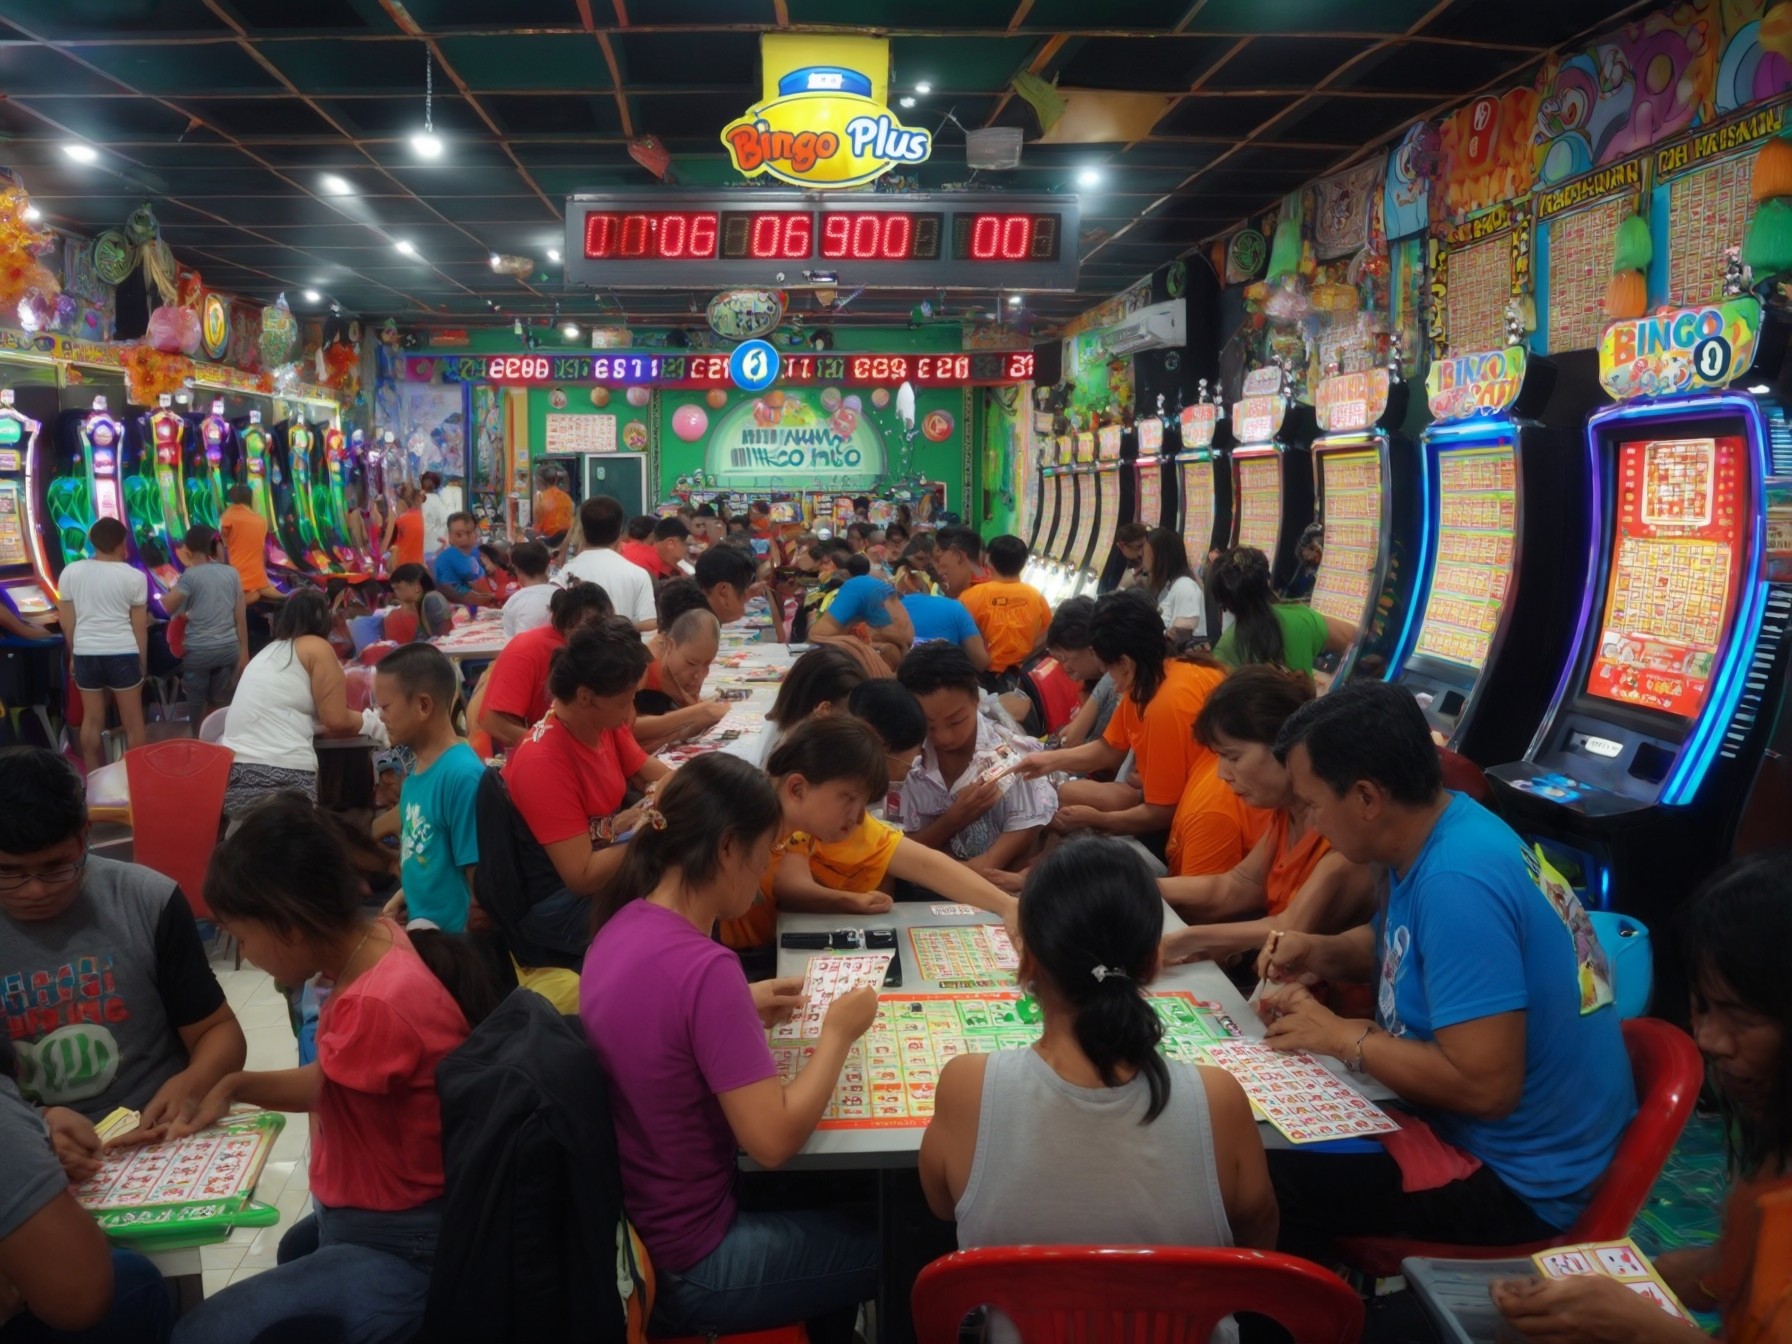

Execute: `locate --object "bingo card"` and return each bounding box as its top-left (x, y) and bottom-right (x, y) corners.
top-left (1444, 233), bottom-right (1511, 357)
top-left (1546, 197), bottom-right (1626, 354)
top-left (771, 952), bottom-right (893, 1041)
top-left (1532, 1238), bottom-right (1695, 1322)
top-left (1201, 1040), bottom-right (1400, 1144)
top-left (70, 1110), bottom-right (285, 1250)
top-left (909, 925), bottom-right (1021, 989)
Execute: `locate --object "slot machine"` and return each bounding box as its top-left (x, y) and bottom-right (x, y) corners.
top-left (1490, 297), bottom-right (1792, 1004)
top-left (42, 398), bottom-right (171, 614)
top-left (1055, 431), bottom-right (1098, 599)
top-left (1389, 348), bottom-right (1591, 765)
top-left (1306, 367), bottom-right (1421, 685)
top-left (1036, 435), bottom-right (1077, 600)
top-left (1021, 419), bottom-right (1052, 568)
top-left (319, 425), bottom-right (370, 572)
top-left (0, 390), bottom-right (58, 626)
top-left (129, 396), bottom-right (192, 580)
top-left (1086, 424), bottom-right (1130, 592)
top-left (1027, 449), bottom-right (1064, 589)
top-left (235, 411), bottom-right (300, 576)
top-left (278, 418), bottom-right (337, 574)
top-left (1227, 367), bottom-right (1317, 589)
top-left (1176, 389), bottom-right (1233, 578)
top-left (183, 400), bottom-right (235, 532)
top-left (1132, 407), bottom-right (1169, 533)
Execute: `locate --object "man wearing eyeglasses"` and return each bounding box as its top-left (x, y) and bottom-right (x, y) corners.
top-left (0, 747), bottom-right (245, 1141)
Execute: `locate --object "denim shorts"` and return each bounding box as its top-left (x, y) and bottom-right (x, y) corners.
top-left (73, 652), bottom-right (144, 692)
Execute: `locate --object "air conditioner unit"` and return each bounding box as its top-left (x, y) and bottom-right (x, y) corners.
top-left (1100, 299), bottom-right (1185, 356)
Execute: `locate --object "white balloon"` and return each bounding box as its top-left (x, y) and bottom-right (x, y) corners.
top-left (895, 381), bottom-right (916, 429)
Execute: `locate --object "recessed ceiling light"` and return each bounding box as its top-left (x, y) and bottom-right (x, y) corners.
top-left (562, 322), bottom-right (580, 340)
top-left (1076, 167), bottom-right (1102, 188)
top-left (489, 253), bottom-right (503, 270)
top-left (23, 205), bottom-right (41, 222)
top-left (411, 129), bottom-right (444, 159)
top-left (914, 81), bottom-right (932, 94)
top-left (547, 248), bottom-right (561, 263)
top-left (319, 174), bottom-right (353, 195)
top-left (394, 239), bottom-right (417, 256)
top-left (303, 289), bottom-right (322, 302)
top-left (63, 143), bottom-right (98, 164)
top-left (1007, 294), bottom-right (1023, 306)
top-left (899, 96), bottom-right (916, 108)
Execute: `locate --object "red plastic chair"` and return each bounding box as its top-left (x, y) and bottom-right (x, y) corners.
top-left (911, 1245), bottom-right (1364, 1344)
top-left (1333, 1017), bottom-right (1703, 1277)
top-left (122, 738), bottom-right (234, 923)
top-left (383, 608), bottom-right (419, 645)
top-left (1436, 746), bottom-right (1493, 805)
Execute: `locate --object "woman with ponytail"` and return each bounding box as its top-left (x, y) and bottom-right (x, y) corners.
top-left (1206, 545), bottom-right (1353, 677)
top-left (581, 753), bottom-right (880, 1343)
top-left (920, 835), bottom-right (1275, 1339)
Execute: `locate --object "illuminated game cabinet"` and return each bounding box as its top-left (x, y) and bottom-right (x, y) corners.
top-left (1307, 368), bottom-right (1421, 685)
top-left (128, 400), bottom-right (192, 597)
top-left (320, 426), bottom-right (368, 572)
top-left (1390, 348), bottom-right (1591, 765)
top-left (1228, 367), bottom-right (1316, 590)
top-left (0, 391), bottom-right (57, 626)
top-left (43, 400), bottom-right (130, 579)
top-left (271, 418), bottom-right (331, 574)
top-left (1038, 435), bottom-right (1079, 602)
top-left (1056, 432), bottom-right (1099, 600)
top-left (1028, 443), bottom-right (1066, 591)
top-left (1491, 299), bottom-right (1792, 989)
top-left (1085, 425), bottom-right (1130, 592)
top-left (235, 412), bottom-right (298, 578)
top-left (184, 401), bottom-right (236, 532)
top-left (1132, 413), bottom-right (1169, 532)
top-left (1175, 399), bottom-right (1231, 581)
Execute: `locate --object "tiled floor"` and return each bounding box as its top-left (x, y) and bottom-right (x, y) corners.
top-left (196, 948), bottom-right (311, 1300)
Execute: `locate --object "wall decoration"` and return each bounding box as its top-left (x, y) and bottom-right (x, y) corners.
top-left (1446, 231), bottom-right (1516, 357)
top-left (707, 288), bottom-right (786, 341)
top-left (1313, 154), bottom-right (1386, 259)
top-left (1226, 229), bottom-right (1267, 283)
top-left (393, 380), bottom-right (467, 481)
top-left (545, 412), bottom-right (616, 455)
top-left (1436, 88), bottom-right (1540, 222)
top-left (1384, 123), bottom-right (1437, 239)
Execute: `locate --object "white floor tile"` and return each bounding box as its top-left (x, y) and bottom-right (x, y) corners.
top-left (199, 1242), bottom-right (247, 1272)
top-left (243, 1024), bottom-right (298, 1070)
top-left (201, 1269), bottom-right (235, 1298)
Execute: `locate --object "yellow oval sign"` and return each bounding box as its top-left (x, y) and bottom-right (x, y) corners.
top-left (722, 91), bottom-right (932, 189)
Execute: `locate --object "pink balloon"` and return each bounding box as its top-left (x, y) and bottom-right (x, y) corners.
top-left (671, 403), bottom-right (709, 442)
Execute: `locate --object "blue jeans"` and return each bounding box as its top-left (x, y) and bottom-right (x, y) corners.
top-left (650, 1207), bottom-right (879, 1339)
top-left (1, 1250), bottom-right (172, 1344)
top-left (171, 1200), bottom-right (440, 1344)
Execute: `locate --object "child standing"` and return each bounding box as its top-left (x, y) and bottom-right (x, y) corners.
top-left (167, 797), bottom-right (476, 1344)
top-left (166, 524), bottom-right (247, 734)
top-left (55, 517), bottom-right (149, 770)
top-left (219, 485), bottom-right (282, 604)
top-left (374, 644), bottom-right (484, 933)
top-left (499, 540), bottom-right (555, 639)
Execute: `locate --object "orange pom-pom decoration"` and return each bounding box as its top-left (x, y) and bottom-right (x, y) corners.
top-left (1752, 131), bottom-right (1792, 203)
top-left (1604, 269), bottom-right (1648, 321)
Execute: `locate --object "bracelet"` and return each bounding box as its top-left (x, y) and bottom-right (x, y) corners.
top-left (1346, 1023), bottom-right (1375, 1074)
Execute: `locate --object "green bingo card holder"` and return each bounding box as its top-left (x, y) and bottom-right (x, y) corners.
top-left (71, 1110), bottom-right (286, 1252)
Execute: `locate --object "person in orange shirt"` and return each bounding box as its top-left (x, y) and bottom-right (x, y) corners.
top-left (956, 534), bottom-right (1050, 676)
top-left (1496, 850), bottom-right (1791, 1344)
top-left (533, 468), bottom-right (573, 548)
top-left (1012, 591), bottom-right (1220, 849)
top-left (1159, 667), bottom-right (1374, 967)
top-left (1166, 756), bottom-right (1274, 879)
top-left (219, 485), bottom-right (282, 602)
top-left (384, 484), bottom-right (426, 571)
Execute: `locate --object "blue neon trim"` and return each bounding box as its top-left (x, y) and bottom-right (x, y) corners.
top-left (1424, 416), bottom-right (1511, 441)
top-left (1385, 432), bottom-right (1433, 678)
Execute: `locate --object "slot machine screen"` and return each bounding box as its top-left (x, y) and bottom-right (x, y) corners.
top-left (1234, 455), bottom-right (1282, 555)
top-left (1310, 450), bottom-right (1383, 626)
top-left (1179, 459), bottom-right (1211, 558)
top-left (1584, 437), bottom-right (1747, 719)
top-left (1412, 442), bottom-right (1518, 670)
top-left (1138, 463), bottom-right (1162, 528)
top-left (1090, 470), bottom-right (1121, 575)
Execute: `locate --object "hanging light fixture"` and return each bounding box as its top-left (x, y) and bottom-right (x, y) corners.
top-left (411, 49), bottom-right (444, 159)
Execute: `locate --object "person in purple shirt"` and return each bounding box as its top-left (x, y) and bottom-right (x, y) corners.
top-left (580, 754), bottom-right (878, 1342)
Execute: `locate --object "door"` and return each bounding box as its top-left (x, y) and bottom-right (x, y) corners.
top-left (581, 452), bottom-right (647, 521)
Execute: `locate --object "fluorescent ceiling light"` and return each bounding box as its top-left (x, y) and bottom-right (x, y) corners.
top-left (1076, 167), bottom-right (1102, 188)
top-left (547, 248), bottom-right (562, 262)
top-left (411, 130), bottom-right (444, 159)
top-left (63, 143), bottom-right (98, 164)
top-left (562, 322), bottom-right (580, 339)
top-left (394, 239), bottom-right (417, 256)
top-left (914, 81), bottom-right (932, 94)
top-left (303, 289), bottom-right (322, 302)
top-left (319, 174), bottom-right (353, 195)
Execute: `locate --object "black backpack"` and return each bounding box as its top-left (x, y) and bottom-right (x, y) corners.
top-left (425, 991), bottom-right (643, 1342)
top-left (472, 767), bottom-right (583, 970)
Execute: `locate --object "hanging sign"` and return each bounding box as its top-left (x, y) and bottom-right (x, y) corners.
top-left (1136, 417), bottom-right (1164, 456)
top-left (1233, 395), bottom-right (1287, 444)
top-left (1314, 368), bottom-right (1392, 433)
top-left (721, 35), bottom-right (930, 189)
top-left (1597, 298), bottom-right (1762, 401)
top-left (200, 293), bottom-right (230, 362)
top-left (1242, 365), bottom-right (1284, 397)
top-left (1426, 347), bottom-right (1528, 422)
top-left (1178, 403), bottom-right (1217, 450)
top-left (708, 289), bottom-right (785, 342)
top-left (702, 388), bottom-right (888, 486)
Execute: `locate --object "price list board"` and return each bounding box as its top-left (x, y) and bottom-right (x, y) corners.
top-left (1311, 450), bottom-right (1384, 626)
top-left (1413, 444), bottom-right (1519, 669)
top-left (1233, 455), bottom-right (1282, 556)
top-left (1090, 468), bottom-right (1123, 577)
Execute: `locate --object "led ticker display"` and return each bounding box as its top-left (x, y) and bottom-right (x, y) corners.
top-left (439, 350), bottom-right (1036, 388)
top-left (566, 191), bottom-right (1079, 290)
top-left (1584, 437), bottom-right (1747, 720)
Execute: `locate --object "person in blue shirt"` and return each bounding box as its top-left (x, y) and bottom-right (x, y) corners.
top-left (809, 574), bottom-right (914, 672)
top-left (431, 512), bottom-right (494, 607)
top-left (372, 644), bottom-right (485, 933)
top-left (1251, 680), bottom-right (1634, 1259)
top-left (900, 590), bottom-right (991, 672)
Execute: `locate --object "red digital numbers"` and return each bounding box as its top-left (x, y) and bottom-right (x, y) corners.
top-left (849, 356), bottom-right (910, 382)
top-left (822, 213), bottom-right (915, 260)
top-left (748, 214), bottom-right (812, 258)
top-left (584, 212), bottom-right (719, 260)
top-left (967, 214), bottom-right (1036, 260)
top-left (687, 356), bottom-right (730, 383)
top-left (1006, 351), bottom-right (1035, 380)
top-left (916, 356), bottom-right (969, 383)
top-left (487, 355), bottom-right (551, 383)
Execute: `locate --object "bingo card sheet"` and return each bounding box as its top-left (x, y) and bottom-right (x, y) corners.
top-left (1201, 1040), bottom-right (1399, 1144)
top-left (770, 952), bottom-right (893, 1041)
top-left (1532, 1238), bottom-right (1695, 1322)
top-left (909, 925), bottom-right (1020, 989)
top-left (71, 1110), bottom-right (285, 1248)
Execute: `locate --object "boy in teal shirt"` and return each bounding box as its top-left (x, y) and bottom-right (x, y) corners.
top-left (374, 644), bottom-right (485, 931)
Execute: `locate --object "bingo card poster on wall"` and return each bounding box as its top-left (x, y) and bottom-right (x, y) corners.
top-left (1413, 443), bottom-right (1518, 670)
top-left (1444, 233), bottom-right (1512, 357)
top-left (1665, 156), bottom-right (1756, 307)
top-left (1545, 197), bottom-right (1627, 355)
top-left (1585, 437), bottom-right (1747, 719)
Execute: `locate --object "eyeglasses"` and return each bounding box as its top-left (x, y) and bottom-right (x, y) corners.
top-left (0, 849), bottom-right (89, 893)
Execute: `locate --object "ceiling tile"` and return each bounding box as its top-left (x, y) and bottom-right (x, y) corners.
top-left (399, 0), bottom-right (584, 27)
top-left (629, 92), bottom-right (754, 139)
top-left (1020, 0), bottom-right (1188, 28)
top-left (64, 40), bottom-right (287, 94)
top-left (783, 0), bottom-right (1017, 26)
top-left (1330, 38), bottom-right (1533, 95)
top-left (436, 33), bottom-right (609, 91)
top-left (0, 0), bottom-right (229, 38)
top-left (182, 96), bottom-right (347, 140)
top-left (891, 36), bottom-right (1037, 92)
top-left (318, 93), bottom-right (488, 137)
top-left (483, 94), bottom-right (624, 137)
top-left (622, 0), bottom-right (778, 21)
top-left (610, 31), bottom-right (758, 89)
top-left (262, 38), bottom-right (423, 93)
top-left (14, 95), bottom-right (195, 142)
top-left (0, 41), bottom-right (139, 94)
top-left (1199, 36), bottom-right (1381, 89)
top-left (1264, 95), bottom-right (1421, 145)
top-left (1416, 0), bottom-right (1639, 45)
top-left (1182, 0), bottom-right (1441, 34)
top-left (224, 0), bottom-right (398, 32)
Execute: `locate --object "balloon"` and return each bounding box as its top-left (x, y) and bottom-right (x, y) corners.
top-left (147, 305), bottom-right (198, 354)
top-left (590, 386), bottom-right (610, 407)
top-left (765, 389), bottom-right (785, 409)
top-left (671, 404), bottom-right (708, 442)
top-left (625, 385), bottom-right (650, 407)
top-left (843, 394), bottom-right (861, 412)
top-left (895, 382), bottom-right (916, 430)
top-left (820, 387), bottom-right (842, 411)
top-left (752, 399), bottom-right (780, 427)
top-left (870, 388), bottom-right (890, 408)
top-left (705, 388), bottom-right (728, 409)
top-left (922, 409), bottom-right (955, 442)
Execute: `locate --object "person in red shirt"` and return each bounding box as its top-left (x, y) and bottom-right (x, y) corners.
top-left (475, 581), bottom-right (611, 754)
top-left (503, 617), bottom-right (672, 956)
top-left (164, 795), bottom-right (494, 1344)
top-left (618, 515), bottom-right (660, 576)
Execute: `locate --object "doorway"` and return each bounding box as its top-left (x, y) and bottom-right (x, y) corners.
top-left (581, 452), bottom-right (648, 521)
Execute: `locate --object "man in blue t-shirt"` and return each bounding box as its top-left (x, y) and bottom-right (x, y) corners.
top-left (900, 591), bottom-right (991, 672)
top-left (431, 512), bottom-right (493, 607)
top-left (1252, 680), bottom-right (1635, 1259)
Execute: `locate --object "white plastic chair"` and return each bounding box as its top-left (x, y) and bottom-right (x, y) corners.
top-left (199, 708), bottom-right (229, 743)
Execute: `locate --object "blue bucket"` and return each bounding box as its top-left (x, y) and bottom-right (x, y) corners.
top-left (1589, 911), bottom-right (1653, 1019)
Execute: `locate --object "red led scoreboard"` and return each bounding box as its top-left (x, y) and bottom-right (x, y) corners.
top-left (444, 351), bottom-right (1036, 388)
top-left (564, 191), bottom-right (1081, 291)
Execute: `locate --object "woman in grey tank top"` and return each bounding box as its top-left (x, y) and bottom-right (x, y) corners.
top-left (919, 837), bottom-right (1276, 1341)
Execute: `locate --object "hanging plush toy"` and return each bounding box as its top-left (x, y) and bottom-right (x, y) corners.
top-left (1745, 128), bottom-right (1792, 282)
top-left (1604, 210), bottom-right (1651, 320)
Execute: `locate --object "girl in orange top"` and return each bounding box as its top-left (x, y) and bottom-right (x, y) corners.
top-left (1494, 850), bottom-right (1791, 1344)
top-left (384, 485), bottom-right (426, 571)
top-left (1159, 667), bottom-right (1375, 968)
